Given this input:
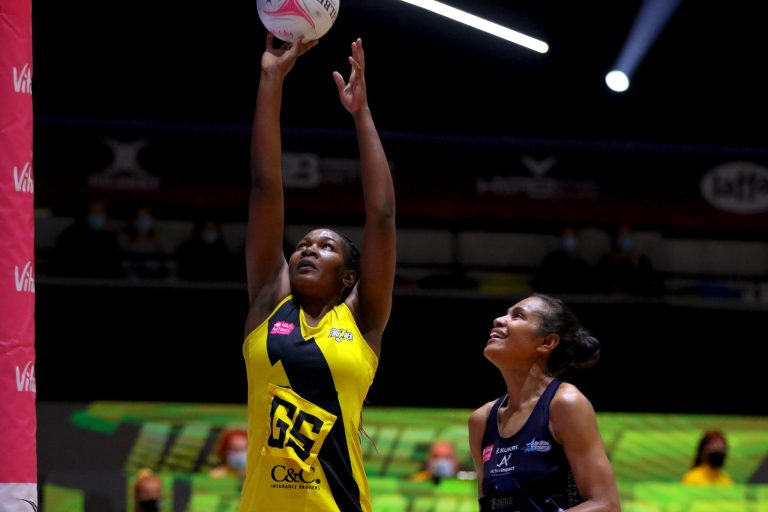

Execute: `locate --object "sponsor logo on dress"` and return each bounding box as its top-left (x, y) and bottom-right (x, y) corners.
top-left (328, 328), bottom-right (353, 342)
top-left (482, 445), bottom-right (493, 463)
top-left (524, 438), bottom-right (551, 453)
top-left (271, 321), bottom-right (295, 335)
top-left (269, 464), bottom-right (321, 490)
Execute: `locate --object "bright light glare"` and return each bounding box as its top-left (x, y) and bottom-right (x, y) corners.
top-left (396, 0), bottom-right (549, 53)
top-left (605, 70), bottom-right (630, 92)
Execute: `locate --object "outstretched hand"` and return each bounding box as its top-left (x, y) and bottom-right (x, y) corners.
top-left (261, 33), bottom-right (318, 78)
top-left (333, 38), bottom-right (368, 114)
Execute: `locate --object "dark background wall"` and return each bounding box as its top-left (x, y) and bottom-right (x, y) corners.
top-left (30, 1), bottom-right (768, 420)
top-left (35, 280), bottom-right (766, 416)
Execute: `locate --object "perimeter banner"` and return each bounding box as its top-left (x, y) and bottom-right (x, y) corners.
top-left (0, 0), bottom-right (37, 510)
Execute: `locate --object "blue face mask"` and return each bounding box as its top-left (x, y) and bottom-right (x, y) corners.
top-left (86, 213), bottom-right (107, 231)
top-left (617, 235), bottom-right (634, 252)
top-left (560, 235), bottom-right (578, 253)
top-left (134, 216), bottom-right (154, 234)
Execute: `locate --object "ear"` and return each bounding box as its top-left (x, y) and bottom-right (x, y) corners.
top-left (342, 269), bottom-right (357, 289)
top-left (538, 333), bottom-right (560, 354)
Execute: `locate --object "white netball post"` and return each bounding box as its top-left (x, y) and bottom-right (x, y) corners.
top-left (0, 0), bottom-right (37, 510)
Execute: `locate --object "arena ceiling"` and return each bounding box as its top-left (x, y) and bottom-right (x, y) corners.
top-left (33, 0), bottom-right (767, 149)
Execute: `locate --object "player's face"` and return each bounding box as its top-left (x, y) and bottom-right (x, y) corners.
top-left (288, 229), bottom-right (350, 298)
top-left (484, 296), bottom-right (548, 365)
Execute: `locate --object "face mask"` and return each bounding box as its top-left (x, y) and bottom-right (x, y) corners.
top-left (227, 450), bottom-right (247, 472)
top-left (138, 499), bottom-right (160, 512)
top-left (560, 235), bottom-right (578, 253)
top-left (134, 216), bottom-right (154, 234)
top-left (201, 230), bottom-right (219, 244)
top-left (706, 450), bottom-right (726, 468)
top-left (87, 213), bottom-right (107, 231)
top-left (430, 457), bottom-right (455, 478)
top-left (617, 235), bottom-right (634, 252)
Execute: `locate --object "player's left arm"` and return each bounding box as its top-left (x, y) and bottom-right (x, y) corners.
top-left (550, 383), bottom-right (621, 511)
top-left (336, 38), bottom-right (396, 357)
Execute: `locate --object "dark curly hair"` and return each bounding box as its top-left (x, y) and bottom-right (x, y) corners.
top-left (532, 293), bottom-right (600, 376)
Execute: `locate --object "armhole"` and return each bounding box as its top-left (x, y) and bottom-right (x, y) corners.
top-left (243, 295), bottom-right (294, 350)
top-left (339, 302), bottom-right (379, 367)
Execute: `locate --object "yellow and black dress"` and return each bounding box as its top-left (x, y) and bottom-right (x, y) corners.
top-left (239, 296), bottom-right (378, 512)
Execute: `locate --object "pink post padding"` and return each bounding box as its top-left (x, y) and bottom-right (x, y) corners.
top-left (0, 0), bottom-right (37, 501)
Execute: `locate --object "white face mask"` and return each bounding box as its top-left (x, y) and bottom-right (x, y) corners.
top-left (227, 450), bottom-right (247, 472)
top-left (430, 457), bottom-right (455, 478)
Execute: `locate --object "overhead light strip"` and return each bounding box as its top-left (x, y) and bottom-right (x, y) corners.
top-left (396, 0), bottom-right (548, 53)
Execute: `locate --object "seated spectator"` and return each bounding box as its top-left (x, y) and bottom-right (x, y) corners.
top-left (533, 226), bottom-right (596, 294)
top-left (682, 430), bottom-right (733, 486)
top-left (410, 440), bottom-right (460, 484)
top-left (175, 220), bottom-right (236, 281)
top-left (595, 224), bottom-right (662, 296)
top-left (209, 428), bottom-right (248, 479)
top-left (133, 468), bottom-right (164, 512)
top-left (51, 198), bottom-right (124, 278)
top-left (119, 205), bottom-right (173, 279)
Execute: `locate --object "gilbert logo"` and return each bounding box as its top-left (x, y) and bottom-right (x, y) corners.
top-left (271, 321), bottom-right (295, 335)
top-left (15, 261), bottom-right (35, 293)
top-left (16, 361), bottom-right (36, 393)
top-left (13, 64), bottom-right (32, 94)
top-left (13, 162), bottom-right (34, 193)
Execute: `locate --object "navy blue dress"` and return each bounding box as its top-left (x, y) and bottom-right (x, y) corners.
top-left (479, 379), bottom-right (583, 511)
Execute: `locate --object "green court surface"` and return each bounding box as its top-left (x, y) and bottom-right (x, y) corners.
top-left (43, 402), bottom-right (768, 512)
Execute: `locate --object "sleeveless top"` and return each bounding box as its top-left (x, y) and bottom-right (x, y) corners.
top-left (239, 296), bottom-right (378, 512)
top-left (479, 379), bottom-right (583, 511)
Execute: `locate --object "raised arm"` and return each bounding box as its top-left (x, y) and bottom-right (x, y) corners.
top-left (333, 38), bottom-right (396, 356)
top-left (245, 34), bottom-right (317, 336)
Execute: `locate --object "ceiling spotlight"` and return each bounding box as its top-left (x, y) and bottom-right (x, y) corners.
top-left (605, 70), bottom-right (630, 92)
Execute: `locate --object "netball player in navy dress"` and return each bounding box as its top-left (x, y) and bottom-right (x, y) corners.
top-left (468, 294), bottom-right (621, 511)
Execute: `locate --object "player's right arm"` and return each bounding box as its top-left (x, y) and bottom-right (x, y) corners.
top-left (244, 34), bottom-right (317, 336)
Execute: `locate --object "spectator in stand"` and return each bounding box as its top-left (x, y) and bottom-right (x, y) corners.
top-left (682, 430), bottom-right (733, 486)
top-left (209, 428), bottom-right (248, 479)
top-left (132, 468), bottom-right (164, 512)
top-left (51, 198), bottom-right (124, 278)
top-left (533, 225), bottom-right (596, 295)
top-left (119, 205), bottom-right (173, 279)
top-left (176, 219), bottom-right (236, 281)
top-left (410, 440), bottom-right (461, 484)
top-left (595, 224), bottom-right (662, 296)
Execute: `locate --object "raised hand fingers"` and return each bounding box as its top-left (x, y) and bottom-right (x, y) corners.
top-left (296, 36), bottom-right (319, 56)
top-left (348, 55), bottom-right (363, 80)
top-left (352, 37), bottom-right (365, 71)
top-left (332, 70), bottom-right (346, 95)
